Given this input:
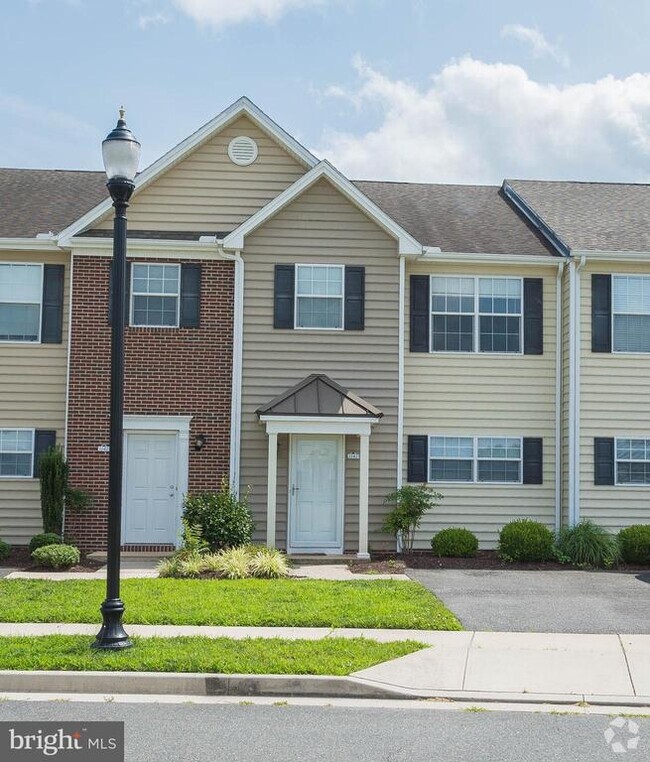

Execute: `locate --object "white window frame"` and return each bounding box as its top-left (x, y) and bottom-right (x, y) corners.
top-left (614, 437), bottom-right (650, 486)
top-left (0, 428), bottom-right (35, 479)
top-left (428, 435), bottom-right (524, 485)
top-left (294, 264), bottom-right (345, 331)
top-left (0, 263), bottom-right (43, 344)
top-left (430, 275), bottom-right (524, 355)
top-left (130, 263), bottom-right (181, 329)
top-left (611, 274), bottom-right (650, 355)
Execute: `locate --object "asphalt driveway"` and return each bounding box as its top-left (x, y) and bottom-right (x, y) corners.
top-left (407, 568), bottom-right (650, 634)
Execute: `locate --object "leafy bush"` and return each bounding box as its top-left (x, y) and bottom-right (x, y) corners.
top-left (38, 446), bottom-right (90, 534)
top-left (618, 525), bottom-right (650, 565)
top-left (31, 544), bottom-right (80, 569)
top-left (0, 540), bottom-right (10, 561)
top-left (383, 485), bottom-right (442, 553)
top-left (431, 527), bottom-right (479, 558)
top-left (556, 520), bottom-right (621, 568)
top-left (498, 519), bottom-right (555, 562)
top-left (29, 533), bottom-right (62, 554)
top-left (182, 480), bottom-right (254, 551)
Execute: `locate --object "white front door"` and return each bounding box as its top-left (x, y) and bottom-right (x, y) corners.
top-left (123, 433), bottom-right (179, 545)
top-left (289, 435), bottom-right (343, 553)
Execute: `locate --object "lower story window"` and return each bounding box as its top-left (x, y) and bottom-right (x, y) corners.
top-left (429, 436), bottom-right (522, 484)
top-left (0, 429), bottom-right (33, 477)
top-left (615, 438), bottom-right (650, 484)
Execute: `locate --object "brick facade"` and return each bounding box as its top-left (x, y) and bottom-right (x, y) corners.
top-left (66, 255), bottom-right (234, 551)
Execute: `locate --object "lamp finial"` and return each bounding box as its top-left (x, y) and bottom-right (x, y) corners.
top-left (119, 106), bottom-right (125, 121)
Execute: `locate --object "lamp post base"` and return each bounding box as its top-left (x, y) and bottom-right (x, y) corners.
top-left (92, 598), bottom-right (133, 650)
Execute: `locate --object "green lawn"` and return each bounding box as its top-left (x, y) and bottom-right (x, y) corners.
top-left (0, 636), bottom-right (423, 676)
top-left (0, 578), bottom-right (461, 630)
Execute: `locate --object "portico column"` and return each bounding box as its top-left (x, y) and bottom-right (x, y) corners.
top-left (357, 433), bottom-right (370, 559)
top-left (266, 432), bottom-right (278, 548)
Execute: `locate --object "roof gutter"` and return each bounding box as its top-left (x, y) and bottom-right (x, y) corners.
top-left (421, 248), bottom-right (561, 266)
top-left (0, 236), bottom-right (63, 252)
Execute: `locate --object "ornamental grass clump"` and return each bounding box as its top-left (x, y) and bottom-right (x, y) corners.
top-left (157, 543), bottom-right (290, 580)
top-left (556, 520), bottom-right (621, 568)
top-left (497, 519), bottom-right (555, 563)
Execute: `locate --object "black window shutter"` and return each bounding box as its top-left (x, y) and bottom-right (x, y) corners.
top-left (41, 264), bottom-right (64, 344)
top-left (522, 437), bottom-right (543, 484)
top-left (407, 435), bottom-right (428, 482)
top-left (594, 437), bottom-right (615, 485)
top-left (107, 260), bottom-right (130, 326)
top-left (410, 275), bottom-right (430, 352)
top-left (523, 278), bottom-right (544, 355)
top-left (180, 263), bottom-right (201, 328)
top-left (344, 266), bottom-right (365, 330)
top-left (33, 430), bottom-right (56, 477)
top-left (592, 274), bottom-right (612, 353)
top-left (274, 264), bottom-right (295, 329)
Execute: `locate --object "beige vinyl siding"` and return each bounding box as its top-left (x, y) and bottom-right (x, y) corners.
top-left (0, 250), bottom-right (70, 544)
top-left (239, 178), bottom-right (399, 552)
top-left (560, 265), bottom-right (571, 525)
top-left (404, 262), bottom-right (559, 549)
top-left (579, 260), bottom-right (650, 531)
top-left (95, 116), bottom-right (306, 234)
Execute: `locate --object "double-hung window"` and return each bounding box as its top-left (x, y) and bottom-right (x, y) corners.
top-left (0, 429), bottom-right (34, 477)
top-left (131, 264), bottom-right (180, 327)
top-left (295, 265), bottom-right (344, 330)
top-left (429, 436), bottom-right (523, 483)
top-left (615, 438), bottom-right (650, 484)
top-left (430, 276), bottom-right (522, 353)
top-left (0, 264), bottom-right (42, 342)
top-left (612, 276), bottom-right (650, 353)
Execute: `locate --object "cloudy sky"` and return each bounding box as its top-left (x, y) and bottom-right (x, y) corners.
top-left (3, 0), bottom-right (650, 184)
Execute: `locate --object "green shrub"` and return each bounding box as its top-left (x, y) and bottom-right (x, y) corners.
top-left (618, 525), bottom-right (650, 565)
top-left (182, 480), bottom-right (254, 551)
top-left (556, 520), bottom-right (621, 568)
top-left (383, 485), bottom-right (442, 553)
top-left (29, 533), bottom-right (62, 554)
top-left (0, 540), bottom-right (10, 561)
top-left (31, 544), bottom-right (80, 569)
top-left (38, 446), bottom-right (90, 535)
top-left (498, 519), bottom-right (554, 562)
top-left (431, 527), bottom-right (479, 558)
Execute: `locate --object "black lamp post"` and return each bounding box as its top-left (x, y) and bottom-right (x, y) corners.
top-left (92, 109), bottom-right (141, 651)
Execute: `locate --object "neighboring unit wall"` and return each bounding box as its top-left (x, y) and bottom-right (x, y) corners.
top-left (404, 261), bottom-right (559, 549)
top-left (579, 259), bottom-right (650, 531)
top-left (239, 178), bottom-right (399, 551)
top-left (94, 116), bottom-right (307, 234)
top-left (0, 250), bottom-right (70, 544)
top-left (66, 254), bottom-right (234, 551)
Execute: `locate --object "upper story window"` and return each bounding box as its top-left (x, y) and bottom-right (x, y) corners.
top-left (612, 275), bottom-right (650, 353)
top-left (430, 276), bottom-right (522, 353)
top-left (131, 264), bottom-right (180, 327)
top-left (429, 435), bottom-right (523, 484)
top-left (0, 429), bottom-right (34, 477)
top-left (295, 265), bottom-right (344, 330)
top-left (0, 264), bottom-right (42, 342)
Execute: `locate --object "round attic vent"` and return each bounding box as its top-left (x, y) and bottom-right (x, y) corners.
top-left (228, 136), bottom-right (258, 166)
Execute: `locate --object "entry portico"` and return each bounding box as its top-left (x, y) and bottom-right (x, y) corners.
top-left (257, 374), bottom-right (382, 559)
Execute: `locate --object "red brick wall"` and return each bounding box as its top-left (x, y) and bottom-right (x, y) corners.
top-left (66, 255), bottom-right (234, 551)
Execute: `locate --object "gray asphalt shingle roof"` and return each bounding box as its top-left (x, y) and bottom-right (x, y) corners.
top-left (507, 179), bottom-right (650, 253)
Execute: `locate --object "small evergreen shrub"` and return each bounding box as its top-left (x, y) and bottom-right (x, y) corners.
top-left (618, 525), bottom-right (650, 565)
top-left (556, 520), bottom-right (621, 568)
top-left (182, 480), bottom-right (254, 551)
top-left (31, 544), bottom-right (80, 569)
top-left (431, 527), bottom-right (479, 557)
top-left (383, 485), bottom-right (442, 552)
top-left (498, 519), bottom-right (554, 562)
top-left (29, 533), bottom-right (62, 554)
top-left (0, 540), bottom-right (10, 561)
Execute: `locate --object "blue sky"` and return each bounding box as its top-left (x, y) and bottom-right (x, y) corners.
top-left (2, 0), bottom-right (650, 184)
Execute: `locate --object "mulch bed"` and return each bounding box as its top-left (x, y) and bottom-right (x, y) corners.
top-left (349, 550), bottom-right (650, 574)
top-left (2, 546), bottom-right (104, 573)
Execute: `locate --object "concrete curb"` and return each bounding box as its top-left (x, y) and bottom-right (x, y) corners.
top-left (0, 671), bottom-right (648, 707)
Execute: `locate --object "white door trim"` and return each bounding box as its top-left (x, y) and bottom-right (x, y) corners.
top-left (287, 434), bottom-right (345, 555)
top-left (122, 415), bottom-right (192, 547)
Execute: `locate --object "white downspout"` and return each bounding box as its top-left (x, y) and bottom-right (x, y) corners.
top-left (572, 255), bottom-right (586, 525)
top-left (568, 260), bottom-right (577, 526)
top-left (228, 251), bottom-right (244, 497)
top-left (396, 256), bottom-right (405, 553)
top-left (554, 260), bottom-right (565, 532)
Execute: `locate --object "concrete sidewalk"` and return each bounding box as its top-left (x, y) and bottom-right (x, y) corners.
top-left (0, 624), bottom-right (647, 706)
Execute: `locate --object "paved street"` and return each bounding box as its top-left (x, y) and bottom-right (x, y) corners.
top-left (408, 569), bottom-right (650, 633)
top-left (0, 700), bottom-right (647, 761)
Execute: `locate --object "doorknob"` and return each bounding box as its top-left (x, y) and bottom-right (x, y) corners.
top-left (291, 485), bottom-right (300, 495)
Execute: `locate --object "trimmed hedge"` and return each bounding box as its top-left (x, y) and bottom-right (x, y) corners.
top-left (618, 525), bottom-right (650, 565)
top-left (29, 533), bottom-right (62, 554)
top-left (431, 527), bottom-right (478, 557)
top-left (31, 544), bottom-right (80, 569)
top-left (498, 519), bottom-right (554, 562)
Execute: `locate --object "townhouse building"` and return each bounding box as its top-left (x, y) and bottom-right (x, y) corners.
top-left (0, 98), bottom-right (646, 554)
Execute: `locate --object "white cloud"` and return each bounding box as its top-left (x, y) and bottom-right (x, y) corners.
top-left (314, 57), bottom-right (650, 184)
top-left (501, 24), bottom-right (569, 68)
top-left (0, 93), bottom-right (99, 142)
top-left (138, 11), bottom-right (171, 28)
top-left (171, 0), bottom-right (322, 28)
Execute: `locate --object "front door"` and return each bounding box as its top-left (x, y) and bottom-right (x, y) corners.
top-left (289, 435), bottom-right (343, 553)
top-left (123, 433), bottom-right (179, 545)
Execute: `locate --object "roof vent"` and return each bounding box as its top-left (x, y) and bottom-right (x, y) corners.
top-left (228, 136), bottom-right (258, 166)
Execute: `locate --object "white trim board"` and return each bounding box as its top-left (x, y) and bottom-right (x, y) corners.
top-left (260, 417), bottom-right (378, 437)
